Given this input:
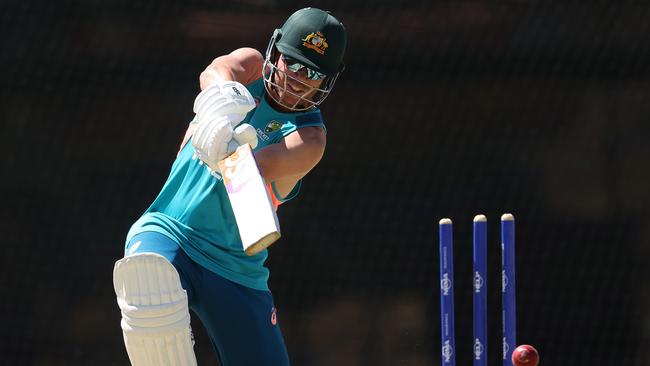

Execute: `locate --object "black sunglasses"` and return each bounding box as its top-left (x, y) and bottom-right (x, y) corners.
top-left (281, 55), bottom-right (328, 81)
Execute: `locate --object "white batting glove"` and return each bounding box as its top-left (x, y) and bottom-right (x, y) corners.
top-left (226, 123), bottom-right (259, 155)
top-left (192, 116), bottom-right (234, 173)
top-left (193, 80), bottom-right (256, 127)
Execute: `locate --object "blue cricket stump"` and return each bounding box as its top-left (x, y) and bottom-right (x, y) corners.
top-left (439, 218), bottom-right (455, 366)
top-left (473, 215), bottom-right (487, 366)
top-left (501, 213), bottom-right (516, 366)
top-left (438, 214), bottom-right (516, 366)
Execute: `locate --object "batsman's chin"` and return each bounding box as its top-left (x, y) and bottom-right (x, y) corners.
top-left (274, 93), bottom-right (300, 106)
top-left (286, 88), bottom-right (316, 104)
top-left (286, 83), bottom-right (306, 94)
top-left (269, 88), bottom-right (295, 104)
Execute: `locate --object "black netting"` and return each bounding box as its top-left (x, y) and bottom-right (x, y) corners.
top-left (2, 1), bottom-right (649, 365)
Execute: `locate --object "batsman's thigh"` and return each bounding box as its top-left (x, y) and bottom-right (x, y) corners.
top-left (192, 273), bottom-right (290, 366)
top-left (113, 251), bottom-right (198, 366)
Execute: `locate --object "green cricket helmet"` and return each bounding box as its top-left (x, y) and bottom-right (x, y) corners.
top-left (263, 7), bottom-right (347, 111)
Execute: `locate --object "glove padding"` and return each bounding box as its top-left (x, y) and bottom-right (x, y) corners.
top-left (192, 116), bottom-right (232, 170)
top-left (192, 120), bottom-right (259, 176)
top-left (193, 80), bottom-right (256, 127)
top-left (227, 123), bottom-right (258, 154)
top-left (191, 79), bottom-right (258, 176)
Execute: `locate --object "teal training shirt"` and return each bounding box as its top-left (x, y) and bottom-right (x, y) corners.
top-left (126, 78), bottom-right (326, 291)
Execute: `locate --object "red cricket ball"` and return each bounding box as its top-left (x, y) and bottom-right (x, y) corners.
top-left (512, 344), bottom-right (539, 366)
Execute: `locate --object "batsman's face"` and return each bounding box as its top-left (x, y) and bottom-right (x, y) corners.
top-left (270, 55), bottom-right (324, 107)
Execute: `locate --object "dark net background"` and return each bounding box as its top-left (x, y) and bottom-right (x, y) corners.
top-left (2, 1), bottom-right (649, 365)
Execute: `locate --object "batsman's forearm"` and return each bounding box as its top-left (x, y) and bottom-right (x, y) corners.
top-left (199, 65), bottom-right (232, 91)
top-left (177, 124), bottom-right (198, 157)
top-left (199, 48), bottom-right (264, 90)
top-left (254, 127), bottom-right (325, 182)
top-left (254, 144), bottom-right (313, 183)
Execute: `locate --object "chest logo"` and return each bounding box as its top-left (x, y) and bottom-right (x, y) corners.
top-left (265, 120), bottom-right (284, 133)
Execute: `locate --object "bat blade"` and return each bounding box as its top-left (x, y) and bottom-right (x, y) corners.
top-left (218, 144), bottom-right (281, 256)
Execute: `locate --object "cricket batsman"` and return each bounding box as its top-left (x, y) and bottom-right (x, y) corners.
top-left (112, 7), bottom-right (346, 365)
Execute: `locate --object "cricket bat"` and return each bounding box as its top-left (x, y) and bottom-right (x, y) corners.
top-left (218, 143), bottom-right (281, 256)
